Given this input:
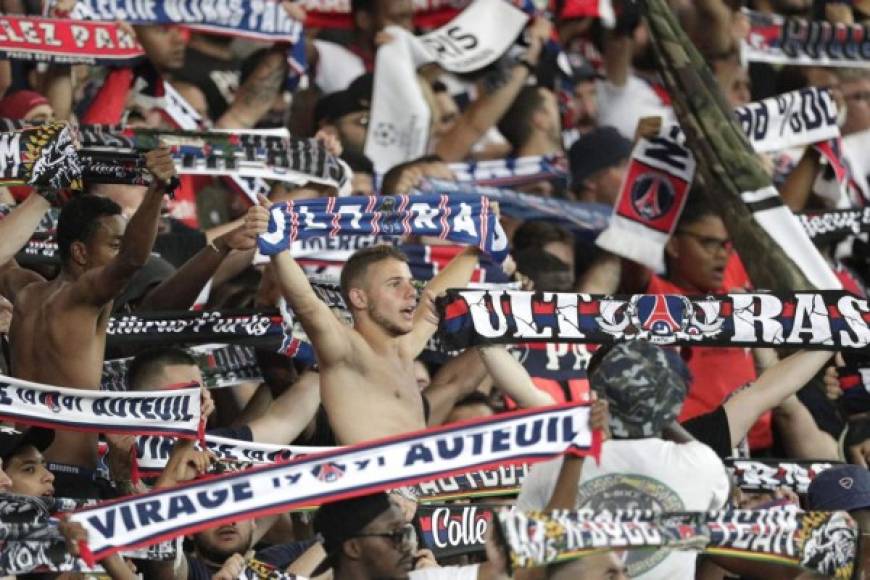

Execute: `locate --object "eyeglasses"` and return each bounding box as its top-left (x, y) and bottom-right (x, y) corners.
top-left (352, 524), bottom-right (417, 548)
top-left (676, 230), bottom-right (734, 255)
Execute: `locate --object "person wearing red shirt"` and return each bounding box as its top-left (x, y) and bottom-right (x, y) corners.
top-left (648, 200), bottom-right (771, 450)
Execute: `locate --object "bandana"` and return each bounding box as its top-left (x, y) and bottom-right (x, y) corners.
top-left (436, 290), bottom-right (870, 351)
top-left (725, 459), bottom-right (838, 494)
top-left (417, 0), bottom-right (529, 74)
top-left (0, 374), bottom-right (201, 438)
top-left (449, 154), bottom-right (569, 189)
top-left (498, 509), bottom-right (856, 579)
top-left (798, 207), bottom-right (870, 245)
top-left (419, 179), bottom-right (612, 238)
top-left (365, 26), bottom-right (433, 174)
top-left (414, 464), bottom-right (529, 502)
top-left (106, 309), bottom-right (285, 348)
top-left (70, 403), bottom-right (600, 562)
top-left (0, 15), bottom-right (144, 66)
top-left (741, 8), bottom-right (870, 69)
top-left (67, 0), bottom-right (303, 43)
top-left (416, 503), bottom-right (496, 559)
top-left (257, 195), bottom-right (509, 263)
top-left (102, 344), bottom-right (263, 392)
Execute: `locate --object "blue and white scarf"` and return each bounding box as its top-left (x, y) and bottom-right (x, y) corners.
top-left (257, 194), bottom-right (509, 263)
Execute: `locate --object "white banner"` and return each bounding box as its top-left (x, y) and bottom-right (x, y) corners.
top-left (419, 0), bottom-right (529, 73)
top-left (365, 26), bottom-right (434, 174)
top-left (735, 87), bottom-right (840, 153)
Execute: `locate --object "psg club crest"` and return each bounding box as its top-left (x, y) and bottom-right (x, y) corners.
top-left (596, 295), bottom-right (725, 345)
top-left (616, 162), bottom-right (690, 234)
top-left (312, 461), bottom-right (346, 483)
top-left (630, 173), bottom-right (676, 221)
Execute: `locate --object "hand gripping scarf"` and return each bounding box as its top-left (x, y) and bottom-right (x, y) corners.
top-left (436, 290), bottom-right (870, 351)
top-left (0, 374), bottom-right (201, 438)
top-left (449, 154), bottom-right (569, 190)
top-left (257, 195), bottom-right (509, 263)
top-left (497, 509), bottom-right (857, 579)
top-left (0, 15), bottom-right (144, 66)
top-left (69, 403), bottom-right (600, 562)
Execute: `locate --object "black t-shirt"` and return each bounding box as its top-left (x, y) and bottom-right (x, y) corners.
top-left (681, 406), bottom-right (732, 458)
top-left (186, 540), bottom-right (314, 579)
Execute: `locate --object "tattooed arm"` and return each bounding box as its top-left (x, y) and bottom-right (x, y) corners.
top-left (216, 47), bottom-right (288, 129)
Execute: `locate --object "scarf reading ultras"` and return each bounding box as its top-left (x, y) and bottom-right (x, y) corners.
top-left (257, 195), bottom-right (509, 263)
top-left (436, 290), bottom-right (870, 351)
top-left (70, 403), bottom-right (600, 562)
top-left (498, 509), bottom-right (856, 579)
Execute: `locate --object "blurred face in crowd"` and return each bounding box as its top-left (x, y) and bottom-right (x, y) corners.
top-left (194, 520), bottom-right (255, 565)
top-left (5, 446), bottom-right (55, 497)
top-left (334, 111), bottom-right (370, 155)
top-left (0, 459), bottom-right (14, 493)
top-left (838, 77), bottom-right (870, 135)
top-left (344, 503), bottom-right (416, 580)
top-left (432, 90), bottom-right (460, 142)
top-left (666, 215), bottom-right (733, 292)
top-left (573, 80), bottom-right (598, 131)
top-left (351, 172), bottom-right (376, 196)
top-left (580, 160), bottom-right (629, 206)
top-left (548, 551), bottom-right (628, 580)
top-left (135, 25), bottom-right (186, 71)
top-left (350, 258), bottom-right (417, 336)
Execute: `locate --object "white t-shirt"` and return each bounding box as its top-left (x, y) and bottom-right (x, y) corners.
top-left (596, 75), bottom-right (674, 140)
top-left (517, 439), bottom-right (730, 580)
top-left (410, 564), bottom-right (479, 580)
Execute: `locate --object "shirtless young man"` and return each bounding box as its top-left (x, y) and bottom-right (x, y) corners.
top-left (0, 149), bottom-right (176, 497)
top-left (257, 203), bottom-right (482, 444)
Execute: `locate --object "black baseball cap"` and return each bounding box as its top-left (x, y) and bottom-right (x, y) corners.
top-left (569, 126), bottom-right (632, 186)
top-left (807, 465), bottom-right (870, 512)
top-left (315, 73), bottom-right (374, 126)
top-left (0, 426), bottom-right (55, 462)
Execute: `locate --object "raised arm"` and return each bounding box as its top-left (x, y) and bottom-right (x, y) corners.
top-left (433, 18), bottom-right (551, 163)
top-left (139, 207), bottom-right (264, 311)
top-left (423, 349), bottom-right (490, 426)
top-left (403, 246), bottom-right (482, 357)
top-left (478, 346), bottom-right (556, 407)
top-left (69, 149), bottom-right (175, 307)
top-left (216, 46), bottom-right (287, 129)
top-left (270, 249), bottom-right (353, 366)
top-left (248, 369), bottom-right (322, 444)
top-left (722, 350), bottom-right (835, 447)
top-left (0, 194), bottom-right (50, 268)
